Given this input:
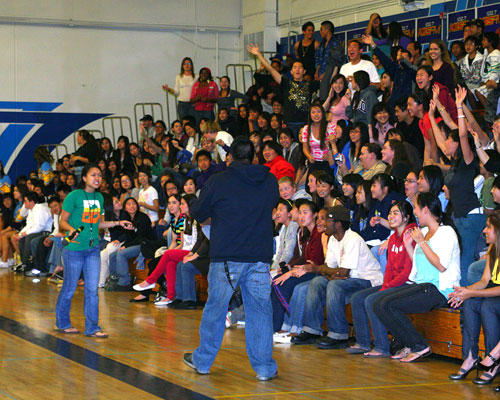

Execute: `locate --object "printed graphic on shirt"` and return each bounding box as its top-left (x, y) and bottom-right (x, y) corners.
top-left (358, 99), bottom-right (366, 114)
top-left (288, 82), bottom-right (310, 111)
top-left (82, 199), bottom-right (101, 224)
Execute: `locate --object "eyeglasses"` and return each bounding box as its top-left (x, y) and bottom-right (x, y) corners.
top-left (404, 179), bottom-right (417, 184)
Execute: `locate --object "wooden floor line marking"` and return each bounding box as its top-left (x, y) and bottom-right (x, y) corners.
top-left (212, 381), bottom-right (460, 398)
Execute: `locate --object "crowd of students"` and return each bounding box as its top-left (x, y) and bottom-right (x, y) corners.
top-left (1, 11), bottom-right (500, 389)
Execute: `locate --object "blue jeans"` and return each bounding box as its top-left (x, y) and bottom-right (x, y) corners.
top-left (351, 285), bottom-right (406, 354)
top-left (370, 246), bottom-right (387, 275)
top-left (192, 261), bottom-right (277, 377)
top-left (282, 280), bottom-right (312, 333)
top-left (55, 246), bottom-right (101, 335)
top-left (303, 276), bottom-right (372, 339)
top-left (453, 213), bottom-right (486, 286)
top-left (175, 261), bottom-right (200, 302)
top-left (468, 259), bottom-right (486, 285)
top-left (178, 101), bottom-right (195, 119)
top-left (462, 296), bottom-right (500, 359)
top-left (271, 272), bottom-right (316, 332)
top-left (108, 244), bottom-right (141, 286)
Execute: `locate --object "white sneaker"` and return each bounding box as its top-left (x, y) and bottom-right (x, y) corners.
top-left (133, 282), bottom-right (155, 291)
top-left (7, 258), bottom-right (14, 267)
top-left (0, 261), bottom-right (9, 269)
top-left (273, 333), bottom-right (292, 344)
top-left (154, 298), bottom-right (173, 307)
top-left (236, 321), bottom-right (246, 326)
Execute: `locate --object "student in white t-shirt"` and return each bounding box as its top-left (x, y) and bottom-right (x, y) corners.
top-left (201, 121), bottom-right (234, 162)
top-left (137, 171), bottom-right (159, 224)
top-left (340, 39), bottom-right (380, 92)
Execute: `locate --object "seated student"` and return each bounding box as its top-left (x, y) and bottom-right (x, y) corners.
top-left (448, 212), bottom-right (500, 384)
top-left (291, 205), bottom-right (383, 348)
top-left (386, 128), bottom-right (422, 172)
top-left (345, 71), bottom-right (378, 126)
top-left (373, 192), bottom-right (460, 363)
top-left (133, 195), bottom-right (198, 306)
top-left (278, 176), bottom-right (311, 201)
top-left (341, 173), bottom-right (364, 213)
top-left (349, 201), bottom-right (417, 356)
top-left (457, 36), bottom-right (483, 94)
top-left (195, 150), bottom-right (226, 190)
top-left (170, 230), bottom-right (210, 310)
top-left (352, 143), bottom-right (387, 180)
top-left (217, 107), bottom-right (237, 138)
top-left (381, 139), bottom-right (412, 190)
top-left (137, 171), bottom-right (160, 225)
top-left (202, 121), bottom-right (234, 162)
top-left (11, 192), bottom-right (53, 273)
top-left (369, 102), bottom-right (394, 147)
top-left (263, 141), bottom-right (295, 181)
top-left (106, 198), bottom-right (154, 291)
top-left (26, 196), bottom-right (63, 277)
top-left (279, 129), bottom-right (302, 172)
top-left (0, 193), bottom-right (22, 269)
top-left (316, 173), bottom-right (343, 208)
top-left (271, 198), bottom-right (300, 274)
top-left (271, 200), bottom-right (323, 334)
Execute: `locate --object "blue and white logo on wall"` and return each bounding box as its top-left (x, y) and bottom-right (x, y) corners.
top-left (0, 102), bottom-right (110, 177)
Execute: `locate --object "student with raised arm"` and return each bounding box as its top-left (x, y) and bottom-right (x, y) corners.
top-left (247, 43), bottom-right (320, 139)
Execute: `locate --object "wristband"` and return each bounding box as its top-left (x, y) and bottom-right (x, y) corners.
top-left (457, 106), bottom-right (463, 109)
top-left (458, 115), bottom-right (466, 119)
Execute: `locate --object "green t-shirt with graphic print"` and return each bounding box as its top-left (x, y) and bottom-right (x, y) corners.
top-left (62, 189), bottom-right (104, 251)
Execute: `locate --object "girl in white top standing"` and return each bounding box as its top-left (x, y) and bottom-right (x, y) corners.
top-left (163, 57), bottom-right (196, 119)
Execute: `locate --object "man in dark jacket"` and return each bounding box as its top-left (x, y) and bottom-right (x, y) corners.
top-left (184, 137), bottom-right (279, 381)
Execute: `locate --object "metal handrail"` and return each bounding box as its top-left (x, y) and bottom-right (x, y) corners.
top-left (40, 143), bottom-right (68, 162)
top-left (134, 103), bottom-right (164, 141)
top-left (164, 92), bottom-right (179, 128)
top-left (225, 64), bottom-right (254, 94)
top-left (102, 116), bottom-right (134, 147)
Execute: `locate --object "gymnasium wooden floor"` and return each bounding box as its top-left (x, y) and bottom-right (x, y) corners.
top-left (0, 269), bottom-right (498, 400)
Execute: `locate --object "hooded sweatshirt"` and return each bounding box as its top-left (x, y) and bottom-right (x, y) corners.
top-left (191, 161), bottom-right (279, 263)
top-left (381, 222), bottom-right (417, 290)
top-left (345, 85), bottom-right (378, 126)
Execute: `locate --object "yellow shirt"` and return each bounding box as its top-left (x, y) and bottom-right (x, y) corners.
top-left (492, 259), bottom-right (500, 285)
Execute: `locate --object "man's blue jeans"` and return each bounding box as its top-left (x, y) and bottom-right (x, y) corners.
top-left (192, 261), bottom-right (277, 377)
top-left (175, 261), bottom-right (200, 302)
top-left (56, 246), bottom-right (101, 335)
top-left (109, 244), bottom-right (141, 286)
top-left (302, 276), bottom-right (371, 339)
top-left (351, 285), bottom-right (407, 354)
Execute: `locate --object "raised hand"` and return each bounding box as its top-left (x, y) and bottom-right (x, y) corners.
top-left (455, 85), bottom-right (467, 106)
top-left (361, 34), bottom-right (375, 47)
top-left (247, 43), bottom-right (261, 56)
top-left (432, 84), bottom-right (440, 102)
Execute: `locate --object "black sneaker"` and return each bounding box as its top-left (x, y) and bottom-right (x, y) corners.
top-left (315, 336), bottom-right (349, 349)
top-left (174, 300), bottom-right (197, 310)
top-left (167, 299), bottom-right (182, 309)
top-left (107, 284), bottom-right (132, 292)
top-left (291, 331), bottom-right (322, 345)
top-left (183, 353), bottom-right (209, 375)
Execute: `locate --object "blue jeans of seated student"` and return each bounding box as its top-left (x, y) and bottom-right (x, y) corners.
top-left (462, 296), bottom-right (500, 359)
top-left (271, 272), bottom-right (317, 332)
top-left (48, 238), bottom-right (63, 273)
top-left (468, 259), bottom-right (486, 285)
top-left (373, 283), bottom-right (448, 352)
top-left (302, 276), bottom-right (372, 339)
top-left (351, 285), bottom-right (407, 354)
top-left (282, 280), bottom-right (312, 333)
top-left (174, 261), bottom-right (199, 302)
top-left (56, 247), bottom-right (101, 335)
top-left (370, 246), bottom-right (387, 275)
top-left (453, 213), bottom-right (486, 286)
top-left (108, 244), bottom-right (141, 286)
top-left (192, 261), bottom-right (277, 377)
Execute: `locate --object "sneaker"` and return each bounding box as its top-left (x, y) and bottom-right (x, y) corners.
top-left (273, 333), bottom-right (292, 344)
top-left (256, 371), bottom-right (278, 381)
top-left (25, 269), bottom-right (48, 277)
top-left (0, 261), bottom-right (9, 269)
top-left (7, 258), bottom-right (15, 267)
top-left (225, 312), bottom-right (233, 328)
top-left (154, 298), bottom-right (173, 307)
top-left (183, 353), bottom-right (209, 375)
top-left (236, 321), bottom-right (246, 326)
top-left (153, 292), bottom-right (166, 303)
top-left (48, 275), bottom-right (61, 284)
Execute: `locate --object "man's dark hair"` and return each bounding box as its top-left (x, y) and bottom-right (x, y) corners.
top-left (171, 119), bottom-right (182, 128)
top-left (57, 184), bottom-right (72, 194)
top-left (395, 97), bottom-right (408, 111)
top-left (195, 150), bottom-right (212, 162)
top-left (230, 137), bottom-right (255, 164)
top-left (48, 195), bottom-right (61, 205)
top-left (181, 115), bottom-right (196, 126)
top-left (302, 21), bottom-right (314, 32)
top-left (262, 140), bottom-right (282, 155)
top-left (321, 21), bottom-right (334, 34)
top-left (24, 192), bottom-right (39, 204)
top-left (409, 40), bottom-right (422, 53)
top-left (248, 103), bottom-right (262, 114)
top-left (484, 32), bottom-right (500, 49)
top-left (365, 143), bottom-right (382, 160)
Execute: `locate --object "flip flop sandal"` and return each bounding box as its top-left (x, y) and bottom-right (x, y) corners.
top-left (54, 327), bottom-right (81, 334)
top-left (85, 331), bottom-right (109, 338)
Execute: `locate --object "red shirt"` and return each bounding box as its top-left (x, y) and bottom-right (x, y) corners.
top-left (381, 223), bottom-right (417, 291)
top-left (265, 155), bottom-right (296, 181)
top-left (190, 81), bottom-right (219, 111)
top-left (418, 113), bottom-right (442, 141)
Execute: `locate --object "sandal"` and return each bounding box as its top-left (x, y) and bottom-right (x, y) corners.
top-left (400, 347), bottom-right (432, 363)
top-left (54, 327), bottom-right (80, 334)
top-left (391, 347), bottom-right (411, 360)
top-left (85, 331), bottom-right (108, 338)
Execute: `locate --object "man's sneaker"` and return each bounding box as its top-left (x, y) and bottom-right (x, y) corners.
top-left (13, 264), bottom-right (26, 273)
top-left (183, 353), bottom-right (209, 375)
top-left (0, 261), bottom-right (9, 269)
top-left (256, 371), bottom-right (278, 381)
top-left (153, 292), bottom-right (166, 303)
top-left (273, 333), bottom-right (292, 344)
top-left (225, 312), bottom-right (233, 328)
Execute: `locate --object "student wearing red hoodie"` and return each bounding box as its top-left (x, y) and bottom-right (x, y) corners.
top-left (348, 200), bottom-right (417, 357)
top-left (263, 140), bottom-right (296, 181)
